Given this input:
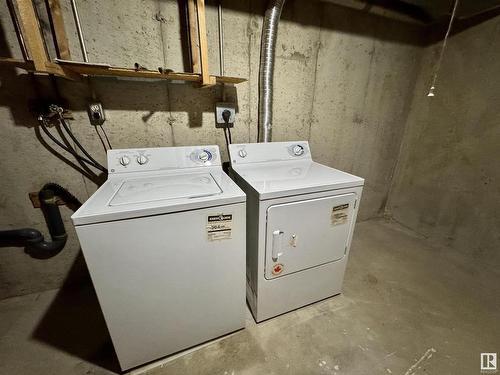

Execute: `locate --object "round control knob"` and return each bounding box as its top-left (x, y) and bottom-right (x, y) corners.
top-left (198, 150), bottom-right (212, 162)
top-left (119, 155), bottom-right (130, 166)
top-left (136, 155), bottom-right (149, 165)
top-left (292, 145), bottom-right (305, 156)
top-left (238, 149), bottom-right (247, 158)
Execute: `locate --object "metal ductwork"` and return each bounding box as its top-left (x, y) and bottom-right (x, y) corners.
top-left (258, 0), bottom-right (286, 143)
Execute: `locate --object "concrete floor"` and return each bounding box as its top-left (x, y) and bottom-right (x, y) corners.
top-left (0, 219), bottom-right (498, 375)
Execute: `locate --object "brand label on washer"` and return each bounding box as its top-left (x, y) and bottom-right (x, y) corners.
top-left (206, 214), bottom-right (232, 241)
top-left (331, 204), bottom-right (349, 226)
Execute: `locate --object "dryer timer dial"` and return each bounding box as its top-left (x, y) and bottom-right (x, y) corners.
top-left (292, 144), bottom-right (305, 156)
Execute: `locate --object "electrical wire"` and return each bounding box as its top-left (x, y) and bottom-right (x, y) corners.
top-left (95, 125), bottom-right (108, 153)
top-left (57, 115), bottom-right (107, 171)
top-left (36, 125), bottom-right (99, 183)
top-left (222, 109), bottom-right (232, 145)
top-left (99, 124), bottom-right (112, 149)
top-left (223, 127), bottom-right (230, 158)
top-left (38, 117), bottom-right (107, 173)
top-left (427, 0), bottom-right (460, 96)
top-left (39, 118), bottom-right (92, 165)
top-left (58, 112), bottom-right (100, 194)
top-left (54, 123), bottom-right (100, 181)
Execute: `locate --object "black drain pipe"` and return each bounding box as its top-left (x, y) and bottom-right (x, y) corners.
top-left (0, 184), bottom-right (82, 259)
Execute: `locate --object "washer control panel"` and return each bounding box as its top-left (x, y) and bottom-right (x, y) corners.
top-left (119, 155), bottom-right (131, 166)
top-left (229, 141), bottom-right (310, 165)
top-left (190, 148), bottom-right (214, 164)
top-left (290, 144), bottom-right (305, 156)
top-left (107, 146), bottom-right (220, 174)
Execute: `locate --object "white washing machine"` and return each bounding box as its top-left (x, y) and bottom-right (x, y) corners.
top-left (72, 145), bottom-right (246, 370)
top-left (228, 141), bottom-right (364, 322)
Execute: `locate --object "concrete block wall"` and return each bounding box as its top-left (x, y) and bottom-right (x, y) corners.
top-left (0, 0), bottom-right (424, 299)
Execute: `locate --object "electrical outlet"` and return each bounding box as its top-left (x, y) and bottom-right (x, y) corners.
top-left (87, 102), bottom-right (105, 125)
top-left (215, 102), bottom-right (236, 128)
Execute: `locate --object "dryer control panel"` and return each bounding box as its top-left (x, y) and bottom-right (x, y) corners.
top-left (229, 141), bottom-right (311, 165)
top-left (107, 146), bottom-right (220, 174)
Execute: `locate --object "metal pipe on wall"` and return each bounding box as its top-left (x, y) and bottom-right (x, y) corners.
top-left (218, 2), bottom-right (225, 76)
top-left (218, 1), bottom-right (226, 101)
top-left (6, 0), bottom-right (29, 60)
top-left (258, 0), bottom-right (285, 143)
top-left (70, 0), bottom-right (88, 62)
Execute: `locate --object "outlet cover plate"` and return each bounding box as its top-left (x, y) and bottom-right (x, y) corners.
top-left (215, 102), bottom-right (236, 127)
top-left (87, 102), bottom-right (105, 125)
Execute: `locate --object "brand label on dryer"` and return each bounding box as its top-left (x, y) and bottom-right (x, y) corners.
top-left (331, 204), bottom-right (349, 226)
top-left (206, 214), bottom-right (233, 241)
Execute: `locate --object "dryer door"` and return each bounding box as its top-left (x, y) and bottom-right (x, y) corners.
top-left (265, 193), bottom-right (356, 279)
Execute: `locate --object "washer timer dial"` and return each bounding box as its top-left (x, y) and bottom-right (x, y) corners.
top-left (198, 150), bottom-right (212, 162)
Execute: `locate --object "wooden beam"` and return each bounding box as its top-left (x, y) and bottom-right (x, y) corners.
top-left (0, 58), bottom-right (80, 81)
top-left (214, 75), bottom-right (246, 84)
top-left (57, 60), bottom-right (200, 81)
top-left (55, 60), bottom-right (246, 84)
top-left (187, 0), bottom-right (200, 74)
top-left (14, 1), bottom-right (78, 79)
top-left (47, 0), bottom-right (71, 59)
top-left (195, 0), bottom-right (215, 86)
top-left (12, 0), bottom-right (242, 86)
top-left (0, 58), bottom-right (77, 80)
top-left (15, 0), bottom-right (50, 71)
top-left (45, 62), bottom-right (81, 80)
top-left (0, 57), bottom-right (35, 70)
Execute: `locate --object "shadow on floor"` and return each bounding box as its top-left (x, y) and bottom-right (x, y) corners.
top-left (31, 252), bottom-right (120, 373)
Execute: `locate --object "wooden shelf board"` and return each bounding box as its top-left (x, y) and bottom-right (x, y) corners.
top-left (0, 58), bottom-right (246, 84)
top-left (0, 58), bottom-right (35, 70)
top-left (214, 75), bottom-right (247, 84)
top-left (56, 60), bottom-right (246, 84)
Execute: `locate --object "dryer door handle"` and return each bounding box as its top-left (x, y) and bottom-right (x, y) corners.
top-left (272, 230), bottom-right (284, 261)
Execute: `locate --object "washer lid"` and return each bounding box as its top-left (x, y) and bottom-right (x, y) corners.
top-left (109, 173), bottom-right (222, 206)
top-left (71, 168), bottom-right (245, 226)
